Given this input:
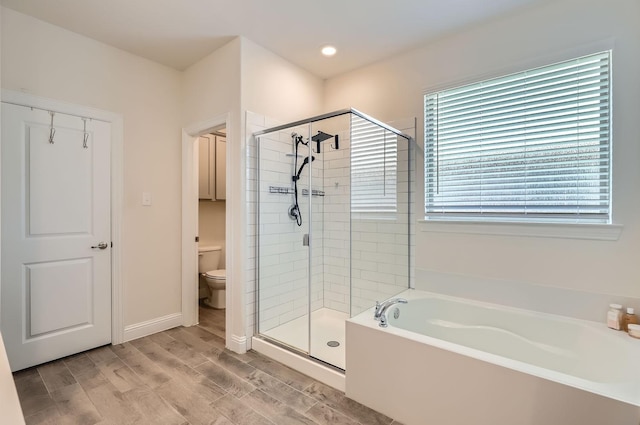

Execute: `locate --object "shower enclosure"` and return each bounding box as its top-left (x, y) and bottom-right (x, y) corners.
top-left (254, 109), bottom-right (413, 370)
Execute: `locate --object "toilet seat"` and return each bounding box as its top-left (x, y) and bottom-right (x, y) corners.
top-left (204, 269), bottom-right (225, 281)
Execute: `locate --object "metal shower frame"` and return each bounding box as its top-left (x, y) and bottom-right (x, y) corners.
top-left (252, 108), bottom-right (413, 370)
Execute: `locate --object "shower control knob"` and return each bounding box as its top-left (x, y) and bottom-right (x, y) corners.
top-left (91, 242), bottom-right (109, 250)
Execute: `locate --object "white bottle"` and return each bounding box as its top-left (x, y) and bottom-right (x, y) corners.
top-left (607, 304), bottom-right (623, 330)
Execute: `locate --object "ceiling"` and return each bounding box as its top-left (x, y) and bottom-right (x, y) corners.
top-left (0, 0), bottom-right (548, 79)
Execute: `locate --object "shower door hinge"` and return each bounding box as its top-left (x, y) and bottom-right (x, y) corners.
top-left (303, 234), bottom-right (309, 246)
top-left (195, 236), bottom-right (199, 243)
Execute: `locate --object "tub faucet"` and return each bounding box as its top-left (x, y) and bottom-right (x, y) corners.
top-left (374, 298), bottom-right (408, 328)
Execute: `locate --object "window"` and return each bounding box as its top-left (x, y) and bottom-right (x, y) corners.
top-left (351, 115), bottom-right (397, 214)
top-left (424, 51), bottom-right (611, 223)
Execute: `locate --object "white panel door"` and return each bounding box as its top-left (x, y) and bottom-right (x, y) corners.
top-left (1, 103), bottom-right (111, 371)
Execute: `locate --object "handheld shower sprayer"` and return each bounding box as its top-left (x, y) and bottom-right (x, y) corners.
top-left (293, 156), bottom-right (315, 182)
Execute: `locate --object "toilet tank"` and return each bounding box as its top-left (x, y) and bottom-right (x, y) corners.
top-left (198, 245), bottom-right (222, 273)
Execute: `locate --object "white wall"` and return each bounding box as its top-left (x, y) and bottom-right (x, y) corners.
top-left (180, 37), bottom-right (242, 349)
top-left (324, 0), bottom-right (640, 314)
top-left (1, 8), bottom-right (184, 326)
top-left (183, 37), bottom-right (323, 348)
top-left (240, 38), bottom-right (324, 124)
top-left (181, 39), bottom-right (241, 128)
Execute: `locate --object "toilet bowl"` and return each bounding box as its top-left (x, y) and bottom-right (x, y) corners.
top-left (198, 245), bottom-right (226, 309)
top-left (203, 269), bottom-right (226, 309)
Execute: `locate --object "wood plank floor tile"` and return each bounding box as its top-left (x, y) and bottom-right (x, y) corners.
top-left (148, 333), bottom-right (210, 368)
top-left (64, 353), bottom-right (97, 376)
top-left (127, 336), bottom-right (227, 401)
top-left (50, 382), bottom-right (103, 425)
top-left (124, 386), bottom-right (188, 425)
top-left (23, 406), bottom-right (62, 425)
top-left (13, 367), bottom-right (57, 417)
top-left (94, 357), bottom-right (145, 393)
top-left (195, 360), bottom-right (256, 398)
top-left (83, 380), bottom-right (143, 425)
top-left (198, 320), bottom-right (225, 340)
top-left (212, 394), bottom-right (274, 425)
top-left (304, 382), bottom-right (393, 425)
top-left (111, 342), bottom-right (171, 389)
top-left (155, 380), bottom-right (231, 425)
top-left (181, 325), bottom-right (220, 343)
top-left (38, 361), bottom-right (77, 392)
top-left (245, 369), bottom-right (317, 414)
top-left (85, 346), bottom-right (119, 365)
top-left (166, 328), bottom-right (218, 353)
top-left (241, 389), bottom-right (318, 425)
top-left (138, 337), bottom-right (207, 368)
top-left (202, 349), bottom-right (256, 379)
top-left (247, 356), bottom-right (316, 392)
top-left (304, 403), bottom-right (361, 425)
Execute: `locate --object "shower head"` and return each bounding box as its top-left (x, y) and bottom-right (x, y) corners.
top-left (312, 131), bottom-right (334, 153)
top-left (293, 155), bottom-right (315, 182)
top-left (312, 131), bottom-right (333, 143)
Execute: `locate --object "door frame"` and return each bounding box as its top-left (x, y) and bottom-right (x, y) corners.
top-left (0, 89), bottom-right (125, 344)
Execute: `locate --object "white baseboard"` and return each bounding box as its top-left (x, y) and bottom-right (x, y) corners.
top-left (123, 313), bottom-right (183, 342)
top-left (228, 334), bottom-right (247, 353)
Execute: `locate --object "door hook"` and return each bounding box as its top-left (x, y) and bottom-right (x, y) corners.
top-left (48, 111), bottom-right (56, 144)
top-left (82, 118), bottom-right (89, 149)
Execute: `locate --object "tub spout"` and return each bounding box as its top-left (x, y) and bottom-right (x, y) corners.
top-left (374, 298), bottom-right (408, 327)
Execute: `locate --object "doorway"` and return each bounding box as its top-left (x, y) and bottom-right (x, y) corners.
top-left (181, 113), bottom-right (234, 348)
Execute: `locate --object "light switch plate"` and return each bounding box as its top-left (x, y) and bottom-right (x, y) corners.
top-left (142, 192), bottom-right (152, 206)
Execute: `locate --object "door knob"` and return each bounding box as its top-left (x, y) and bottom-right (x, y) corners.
top-left (91, 242), bottom-right (109, 250)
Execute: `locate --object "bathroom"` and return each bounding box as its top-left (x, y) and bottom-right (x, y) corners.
top-left (197, 127), bottom-right (227, 333)
top-left (1, 2), bottom-right (640, 425)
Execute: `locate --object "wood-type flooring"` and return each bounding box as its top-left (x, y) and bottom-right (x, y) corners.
top-left (13, 304), bottom-right (403, 425)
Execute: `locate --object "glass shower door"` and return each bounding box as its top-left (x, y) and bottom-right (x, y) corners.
top-left (257, 125), bottom-right (311, 354)
top-left (307, 115), bottom-right (350, 370)
top-left (255, 109), bottom-right (412, 372)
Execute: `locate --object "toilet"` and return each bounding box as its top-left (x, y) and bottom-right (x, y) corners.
top-left (198, 245), bottom-right (226, 309)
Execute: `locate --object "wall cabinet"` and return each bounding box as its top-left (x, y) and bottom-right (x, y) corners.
top-left (198, 134), bottom-right (226, 200)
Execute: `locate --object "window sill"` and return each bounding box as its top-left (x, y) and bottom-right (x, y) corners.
top-left (418, 220), bottom-right (623, 241)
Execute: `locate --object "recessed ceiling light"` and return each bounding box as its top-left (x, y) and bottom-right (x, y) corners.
top-left (321, 46), bottom-right (337, 57)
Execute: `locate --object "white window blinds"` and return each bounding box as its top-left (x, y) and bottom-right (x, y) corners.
top-left (424, 51), bottom-right (611, 222)
top-left (351, 115), bottom-right (397, 213)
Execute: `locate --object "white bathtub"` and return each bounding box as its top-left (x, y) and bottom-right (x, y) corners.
top-left (346, 289), bottom-right (640, 425)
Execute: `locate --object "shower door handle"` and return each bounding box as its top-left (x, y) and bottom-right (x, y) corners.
top-left (303, 234), bottom-right (310, 246)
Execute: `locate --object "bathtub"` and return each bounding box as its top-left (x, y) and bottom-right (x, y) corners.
top-left (346, 289), bottom-right (640, 425)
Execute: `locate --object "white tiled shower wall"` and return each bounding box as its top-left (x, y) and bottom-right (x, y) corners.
top-left (245, 111), bottom-right (415, 343)
top-left (250, 120), bottom-right (325, 333)
top-left (350, 132), bottom-right (413, 316)
top-left (319, 124), bottom-right (351, 314)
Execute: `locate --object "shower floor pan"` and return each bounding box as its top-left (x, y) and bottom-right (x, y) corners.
top-left (262, 308), bottom-right (348, 370)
